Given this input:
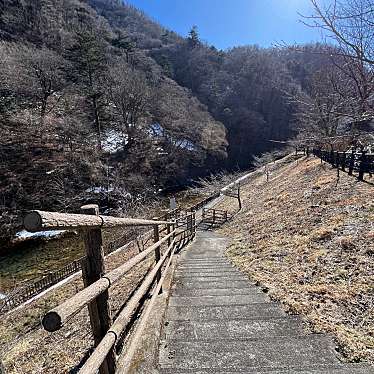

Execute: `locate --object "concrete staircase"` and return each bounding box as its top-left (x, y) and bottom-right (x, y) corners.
top-left (157, 231), bottom-right (371, 374)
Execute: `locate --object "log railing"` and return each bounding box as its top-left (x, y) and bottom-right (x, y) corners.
top-left (201, 208), bottom-right (228, 227)
top-left (313, 149), bottom-right (374, 181)
top-left (22, 204), bottom-right (196, 374)
top-left (1, 193), bottom-right (220, 314)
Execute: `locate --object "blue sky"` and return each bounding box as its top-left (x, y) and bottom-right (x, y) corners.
top-left (125, 0), bottom-right (325, 50)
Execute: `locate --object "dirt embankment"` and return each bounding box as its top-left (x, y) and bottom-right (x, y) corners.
top-left (220, 156), bottom-right (374, 363)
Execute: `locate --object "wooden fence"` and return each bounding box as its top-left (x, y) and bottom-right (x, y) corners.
top-left (0, 194), bottom-right (218, 314)
top-left (313, 149), bottom-right (374, 181)
top-left (19, 205), bottom-right (196, 374)
top-left (201, 208), bottom-right (228, 227)
top-left (0, 258), bottom-right (82, 313)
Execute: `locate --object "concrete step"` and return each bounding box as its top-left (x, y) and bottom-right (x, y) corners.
top-left (178, 258), bottom-right (229, 263)
top-left (177, 264), bottom-right (232, 269)
top-left (159, 365), bottom-right (372, 373)
top-left (171, 287), bottom-right (262, 297)
top-left (169, 294), bottom-right (269, 307)
top-left (184, 254), bottom-right (226, 257)
top-left (182, 257), bottom-right (227, 261)
top-left (179, 258), bottom-right (228, 262)
top-left (163, 317), bottom-right (305, 340)
top-left (179, 257), bottom-right (230, 260)
top-left (172, 280), bottom-right (254, 289)
top-left (165, 303), bottom-right (287, 321)
top-left (173, 275), bottom-right (250, 283)
top-left (175, 268), bottom-right (239, 274)
top-left (176, 266), bottom-right (235, 271)
top-left (159, 336), bottom-right (340, 370)
top-left (174, 271), bottom-right (246, 278)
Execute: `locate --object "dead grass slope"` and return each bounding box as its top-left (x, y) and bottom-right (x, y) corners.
top-left (221, 156), bottom-right (374, 363)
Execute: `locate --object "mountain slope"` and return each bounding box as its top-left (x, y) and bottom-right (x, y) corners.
top-left (0, 0), bottom-right (227, 244)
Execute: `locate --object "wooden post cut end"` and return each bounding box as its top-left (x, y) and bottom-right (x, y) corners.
top-left (23, 211), bottom-right (43, 232)
top-left (42, 311), bottom-right (63, 332)
top-left (80, 204), bottom-right (99, 215)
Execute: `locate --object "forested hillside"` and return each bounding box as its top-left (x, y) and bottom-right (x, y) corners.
top-left (1, 0), bottom-right (371, 244)
top-left (0, 0), bottom-right (228, 243)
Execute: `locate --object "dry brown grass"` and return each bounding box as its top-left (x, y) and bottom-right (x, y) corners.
top-left (219, 156), bottom-right (374, 363)
top-left (0, 240), bottom-right (154, 373)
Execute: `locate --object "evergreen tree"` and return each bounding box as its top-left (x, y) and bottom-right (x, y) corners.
top-left (66, 24), bottom-right (108, 150)
top-left (188, 25), bottom-right (200, 48)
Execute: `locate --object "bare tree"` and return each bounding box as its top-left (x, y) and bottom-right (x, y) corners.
top-left (306, 0), bottom-right (374, 65)
top-left (0, 42), bottom-right (68, 123)
top-left (106, 59), bottom-right (151, 150)
top-left (304, 0), bottom-right (374, 119)
top-left (290, 67), bottom-right (353, 143)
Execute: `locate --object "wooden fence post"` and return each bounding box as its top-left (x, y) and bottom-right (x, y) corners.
top-left (341, 153), bottom-right (346, 172)
top-left (153, 225), bottom-right (162, 293)
top-left (172, 222), bottom-right (176, 249)
top-left (336, 152), bottom-right (340, 177)
top-left (166, 224), bottom-right (171, 248)
top-left (358, 151), bottom-right (366, 181)
top-left (330, 150), bottom-right (335, 167)
top-left (80, 204), bottom-right (116, 374)
top-left (188, 214), bottom-right (193, 238)
top-left (237, 186), bottom-right (242, 210)
top-left (348, 151), bottom-right (355, 175)
top-left (193, 212), bottom-right (196, 236)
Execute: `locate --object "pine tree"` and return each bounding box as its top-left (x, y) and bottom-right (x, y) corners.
top-left (66, 25), bottom-right (108, 150)
top-left (188, 25), bottom-right (200, 48)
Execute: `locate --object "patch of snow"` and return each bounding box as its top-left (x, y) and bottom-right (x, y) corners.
top-left (150, 123), bottom-right (163, 136)
top-left (15, 230), bottom-right (66, 240)
top-left (85, 186), bottom-right (114, 194)
top-left (0, 292), bottom-right (7, 300)
top-left (102, 129), bottom-right (127, 153)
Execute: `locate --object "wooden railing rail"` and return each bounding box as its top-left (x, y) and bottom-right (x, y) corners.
top-left (1, 193), bottom-right (220, 314)
top-left (313, 148), bottom-right (374, 181)
top-left (24, 210), bottom-right (173, 232)
top-left (31, 204), bottom-right (197, 374)
top-left (116, 238), bottom-right (176, 372)
top-left (201, 208), bottom-right (229, 227)
top-left (78, 238), bottom-right (177, 374)
top-left (42, 229), bottom-right (176, 332)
